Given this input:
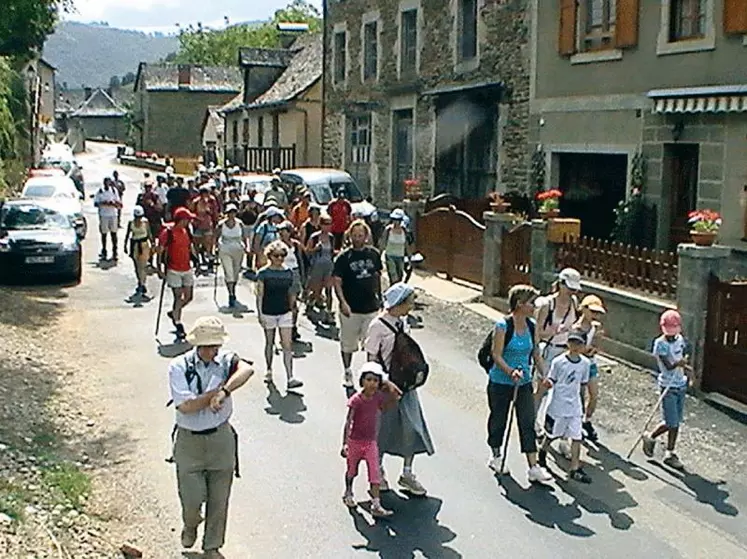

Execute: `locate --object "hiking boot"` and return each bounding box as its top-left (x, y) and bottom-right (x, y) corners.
top-left (398, 473), bottom-right (426, 496)
top-left (112, 253), bottom-right (118, 262)
top-left (570, 468), bottom-right (592, 484)
top-left (370, 502), bottom-right (393, 518)
top-left (642, 436), bottom-right (656, 458)
top-left (538, 449), bottom-right (548, 469)
top-left (342, 494), bottom-right (356, 508)
top-left (99, 251), bottom-right (107, 261)
top-left (528, 465), bottom-right (553, 484)
top-left (663, 453), bottom-right (685, 471)
top-left (583, 421), bottom-right (599, 443)
top-left (181, 520), bottom-right (201, 548)
top-left (343, 369), bottom-right (354, 388)
top-left (287, 378), bottom-right (303, 390)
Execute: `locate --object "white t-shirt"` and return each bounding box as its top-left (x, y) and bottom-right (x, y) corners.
top-left (93, 187), bottom-right (120, 218)
top-left (218, 220), bottom-right (244, 250)
top-left (547, 353), bottom-right (590, 419)
top-left (653, 334), bottom-right (688, 389)
top-left (155, 184), bottom-right (169, 205)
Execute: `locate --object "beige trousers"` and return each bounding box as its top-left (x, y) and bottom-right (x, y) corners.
top-left (174, 422), bottom-right (236, 551)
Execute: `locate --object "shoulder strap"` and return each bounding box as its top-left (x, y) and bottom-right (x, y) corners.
top-left (184, 353), bottom-right (203, 395)
top-left (379, 317), bottom-right (403, 335)
top-left (504, 316), bottom-right (515, 347)
top-left (526, 318), bottom-right (536, 345)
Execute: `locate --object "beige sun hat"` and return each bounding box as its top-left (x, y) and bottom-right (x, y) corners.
top-left (186, 316), bottom-right (229, 347)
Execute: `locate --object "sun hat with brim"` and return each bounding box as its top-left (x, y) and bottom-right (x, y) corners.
top-left (390, 208), bottom-right (406, 221)
top-left (133, 205), bottom-right (145, 217)
top-left (660, 309), bottom-right (682, 336)
top-left (580, 294), bottom-right (606, 314)
top-left (359, 361), bottom-right (385, 385)
top-left (225, 203), bottom-right (238, 213)
top-left (264, 206), bottom-right (285, 218)
top-left (383, 282), bottom-right (415, 309)
top-left (186, 316), bottom-right (229, 347)
top-left (558, 267), bottom-right (582, 291)
top-left (277, 220), bottom-right (294, 231)
top-left (173, 207), bottom-right (197, 221)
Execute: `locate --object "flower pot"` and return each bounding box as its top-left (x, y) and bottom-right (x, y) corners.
top-left (490, 201), bottom-right (511, 213)
top-left (539, 208), bottom-right (560, 219)
top-left (690, 230), bottom-right (717, 247)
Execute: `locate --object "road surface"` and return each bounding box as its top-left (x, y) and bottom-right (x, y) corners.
top-left (47, 143), bottom-right (747, 557)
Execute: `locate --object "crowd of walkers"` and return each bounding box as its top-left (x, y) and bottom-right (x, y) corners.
top-left (100, 166), bottom-right (693, 557)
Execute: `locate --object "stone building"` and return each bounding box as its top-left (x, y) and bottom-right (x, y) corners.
top-left (201, 106), bottom-right (225, 167)
top-left (530, 0), bottom-right (747, 248)
top-left (322, 0), bottom-right (532, 208)
top-left (222, 33), bottom-right (323, 171)
top-left (132, 63), bottom-right (242, 157)
top-left (71, 88), bottom-right (128, 142)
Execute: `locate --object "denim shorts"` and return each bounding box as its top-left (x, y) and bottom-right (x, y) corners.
top-left (661, 386), bottom-right (686, 428)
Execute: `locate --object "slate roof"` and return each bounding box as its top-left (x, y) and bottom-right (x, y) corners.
top-left (239, 47), bottom-right (293, 68)
top-left (71, 89), bottom-right (127, 118)
top-left (220, 92), bottom-right (244, 114)
top-left (135, 63), bottom-right (242, 93)
top-left (245, 34), bottom-right (322, 110)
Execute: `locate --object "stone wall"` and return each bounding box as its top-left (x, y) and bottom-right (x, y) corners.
top-left (323, 0), bottom-right (532, 205)
top-left (78, 116), bottom-right (127, 143)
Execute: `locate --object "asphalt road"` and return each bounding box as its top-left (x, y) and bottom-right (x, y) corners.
top-left (56, 143), bottom-right (747, 558)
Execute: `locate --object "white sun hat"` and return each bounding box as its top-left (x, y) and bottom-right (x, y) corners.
top-left (186, 316), bottom-right (229, 347)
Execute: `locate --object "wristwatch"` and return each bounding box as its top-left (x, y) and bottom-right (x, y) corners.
top-left (220, 387), bottom-right (231, 397)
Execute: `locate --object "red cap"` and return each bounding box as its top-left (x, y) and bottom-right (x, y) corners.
top-left (173, 207), bottom-right (196, 221)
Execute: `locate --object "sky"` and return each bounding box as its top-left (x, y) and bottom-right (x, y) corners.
top-left (64, 0), bottom-right (323, 33)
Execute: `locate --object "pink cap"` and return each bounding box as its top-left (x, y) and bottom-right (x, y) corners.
top-left (660, 309), bottom-right (682, 336)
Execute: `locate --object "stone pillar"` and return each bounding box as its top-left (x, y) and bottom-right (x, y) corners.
top-left (482, 211), bottom-right (522, 298)
top-left (530, 219), bottom-right (559, 293)
top-left (676, 244), bottom-right (730, 386)
top-left (402, 199), bottom-right (426, 242)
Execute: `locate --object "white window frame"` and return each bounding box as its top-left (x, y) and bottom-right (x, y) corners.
top-left (656, 0), bottom-right (715, 56)
top-left (452, 0), bottom-right (482, 73)
top-left (332, 23), bottom-right (348, 88)
top-left (350, 114), bottom-right (372, 164)
top-left (360, 11), bottom-right (381, 84)
top-left (397, 0), bottom-right (422, 78)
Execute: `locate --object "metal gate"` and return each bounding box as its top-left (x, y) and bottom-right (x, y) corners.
top-left (703, 274), bottom-right (747, 404)
top-left (416, 205), bottom-right (485, 285)
top-left (499, 222), bottom-right (532, 297)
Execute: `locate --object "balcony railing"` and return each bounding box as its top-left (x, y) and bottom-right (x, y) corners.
top-left (246, 145), bottom-right (296, 173)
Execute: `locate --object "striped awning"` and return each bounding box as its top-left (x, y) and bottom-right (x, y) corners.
top-left (648, 85), bottom-right (747, 114)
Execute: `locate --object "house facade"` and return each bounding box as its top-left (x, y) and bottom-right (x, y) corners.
top-left (531, 0), bottom-right (747, 248)
top-left (201, 106), bottom-right (225, 167)
top-left (322, 0), bottom-right (532, 206)
top-left (222, 34), bottom-right (323, 172)
top-left (71, 88), bottom-right (128, 142)
top-left (132, 63), bottom-right (242, 158)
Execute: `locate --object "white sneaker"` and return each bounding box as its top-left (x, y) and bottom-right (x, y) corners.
top-left (557, 439), bottom-right (573, 460)
top-left (528, 465), bottom-right (553, 484)
top-left (343, 369), bottom-right (354, 388)
top-left (488, 455), bottom-right (509, 474)
top-left (398, 473), bottom-right (427, 496)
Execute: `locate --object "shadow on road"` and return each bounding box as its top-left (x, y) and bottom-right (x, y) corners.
top-left (264, 382), bottom-right (307, 424)
top-left (349, 494), bottom-right (460, 558)
top-left (0, 285), bottom-right (68, 329)
top-left (586, 442), bottom-right (649, 482)
top-left (648, 461), bottom-right (739, 516)
top-left (498, 475), bottom-right (595, 537)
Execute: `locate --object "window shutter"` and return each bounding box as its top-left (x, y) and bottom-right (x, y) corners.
top-left (558, 0), bottom-right (577, 56)
top-left (615, 0), bottom-right (639, 48)
top-left (724, 0), bottom-right (747, 34)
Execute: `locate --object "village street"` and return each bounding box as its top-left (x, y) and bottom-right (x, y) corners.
top-left (2, 142), bottom-right (747, 559)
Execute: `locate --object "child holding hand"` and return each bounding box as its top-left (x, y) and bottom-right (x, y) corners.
top-left (341, 362), bottom-right (397, 517)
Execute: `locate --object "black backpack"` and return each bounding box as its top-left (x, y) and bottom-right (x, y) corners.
top-left (378, 319), bottom-right (429, 392)
top-left (477, 316), bottom-right (536, 373)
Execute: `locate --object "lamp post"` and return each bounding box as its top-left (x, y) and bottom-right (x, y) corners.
top-left (26, 65), bottom-right (37, 166)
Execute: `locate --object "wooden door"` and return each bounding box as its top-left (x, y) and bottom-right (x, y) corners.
top-left (664, 143), bottom-right (699, 250)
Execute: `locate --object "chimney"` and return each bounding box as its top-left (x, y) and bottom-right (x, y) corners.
top-left (178, 64), bottom-right (191, 87)
top-left (276, 22), bottom-right (309, 49)
top-left (84, 87), bottom-right (92, 100)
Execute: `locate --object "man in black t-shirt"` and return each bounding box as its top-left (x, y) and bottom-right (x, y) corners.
top-left (333, 219), bottom-right (383, 387)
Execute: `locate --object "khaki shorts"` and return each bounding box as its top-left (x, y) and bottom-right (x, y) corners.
top-left (260, 312), bottom-right (293, 330)
top-left (339, 311), bottom-right (377, 354)
top-left (99, 215), bottom-right (118, 234)
top-left (167, 269), bottom-right (195, 289)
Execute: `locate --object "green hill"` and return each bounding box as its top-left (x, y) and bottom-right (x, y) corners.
top-left (43, 21), bottom-right (179, 89)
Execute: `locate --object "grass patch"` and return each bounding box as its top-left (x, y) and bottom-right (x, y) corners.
top-left (0, 479), bottom-right (32, 521)
top-left (42, 463), bottom-right (91, 509)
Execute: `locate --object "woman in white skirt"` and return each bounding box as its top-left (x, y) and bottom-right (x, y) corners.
top-left (216, 203), bottom-right (249, 308)
top-left (365, 282), bottom-right (434, 496)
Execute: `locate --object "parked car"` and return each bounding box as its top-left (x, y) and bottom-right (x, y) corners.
top-left (39, 152), bottom-right (85, 197)
top-left (21, 175), bottom-right (87, 239)
top-left (0, 200), bottom-right (83, 283)
top-left (231, 173), bottom-right (275, 200)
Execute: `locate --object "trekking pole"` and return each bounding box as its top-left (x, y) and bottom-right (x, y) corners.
top-left (213, 252), bottom-right (220, 308)
top-left (499, 383), bottom-right (520, 476)
top-left (154, 274), bottom-right (167, 345)
top-left (626, 385), bottom-right (670, 460)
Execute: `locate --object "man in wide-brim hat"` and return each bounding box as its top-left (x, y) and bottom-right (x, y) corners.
top-left (168, 316), bottom-right (255, 558)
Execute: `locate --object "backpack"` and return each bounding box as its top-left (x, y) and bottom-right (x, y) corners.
top-left (378, 318), bottom-right (429, 392)
top-left (477, 316), bottom-right (536, 373)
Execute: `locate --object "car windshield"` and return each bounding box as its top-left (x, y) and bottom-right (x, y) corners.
top-left (41, 159), bottom-right (72, 173)
top-left (23, 184), bottom-right (57, 198)
top-left (308, 180), bottom-right (364, 204)
top-left (0, 205), bottom-right (70, 230)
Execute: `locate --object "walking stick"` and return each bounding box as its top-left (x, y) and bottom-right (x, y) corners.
top-left (626, 385), bottom-right (670, 460)
top-left (500, 383), bottom-right (520, 475)
top-left (154, 274), bottom-right (167, 346)
top-left (213, 253), bottom-right (220, 308)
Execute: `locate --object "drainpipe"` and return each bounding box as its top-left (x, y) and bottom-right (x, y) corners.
top-left (321, 0), bottom-right (328, 165)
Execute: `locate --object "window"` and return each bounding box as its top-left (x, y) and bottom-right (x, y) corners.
top-left (363, 22), bottom-right (378, 81)
top-left (242, 119), bottom-right (249, 145)
top-left (257, 116), bottom-right (264, 148)
top-left (582, 0), bottom-right (616, 50)
top-left (350, 115), bottom-right (371, 164)
top-left (334, 31), bottom-right (347, 84)
top-left (232, 121), bottom-right (238, 146)
top-left (458, 0), bottom-right (478, 61)
top-left (400, 9), bottom-right (418, 75)
top-left (669, 0), bottom-right (705, 40)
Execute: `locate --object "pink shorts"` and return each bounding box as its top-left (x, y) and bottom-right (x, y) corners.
top-left (346, 439), bottom-right (381, 485)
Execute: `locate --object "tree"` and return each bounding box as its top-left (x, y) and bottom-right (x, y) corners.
top-left (174, 0), bottom-right (321, 66)
top-left (0, 0), bottom-right (73, 57)
top-left (120, 72), bottom-right (136, 86)
top-left (109, 75), bottom-right (121, 89)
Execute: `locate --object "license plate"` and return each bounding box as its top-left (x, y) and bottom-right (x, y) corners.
top-left (25, 256), bottom-right (54, 264)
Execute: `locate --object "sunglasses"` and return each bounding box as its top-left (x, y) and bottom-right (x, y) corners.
top-left (270, 252), bottom-right (287, 258)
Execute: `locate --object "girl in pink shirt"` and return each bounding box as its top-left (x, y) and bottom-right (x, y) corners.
top-left (341, 362), bottom-right (396, 517)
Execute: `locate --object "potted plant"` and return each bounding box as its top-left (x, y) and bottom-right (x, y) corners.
top-left (404, 178), bottom-right (422, 201)
top-left (688, 209), bottom-right (722, 246)
top-left (487, 191), bottom-right (511, 213)
top-left (536, 189), bottom-right (562, 219)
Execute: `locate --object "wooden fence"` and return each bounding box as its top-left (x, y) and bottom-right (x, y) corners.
top-left (555, 236), bottom-right (678, 299)
top-left (246, 145), bottom-right (296, 172)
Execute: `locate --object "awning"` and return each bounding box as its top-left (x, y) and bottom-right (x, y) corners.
top-left (648, 85), bottom-right (747, 114)
top-left (422, 80), bottom-right (504, 97)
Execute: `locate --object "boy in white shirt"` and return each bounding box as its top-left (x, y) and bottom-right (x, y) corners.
top-left (536, 328), bottom-right (592, 483)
